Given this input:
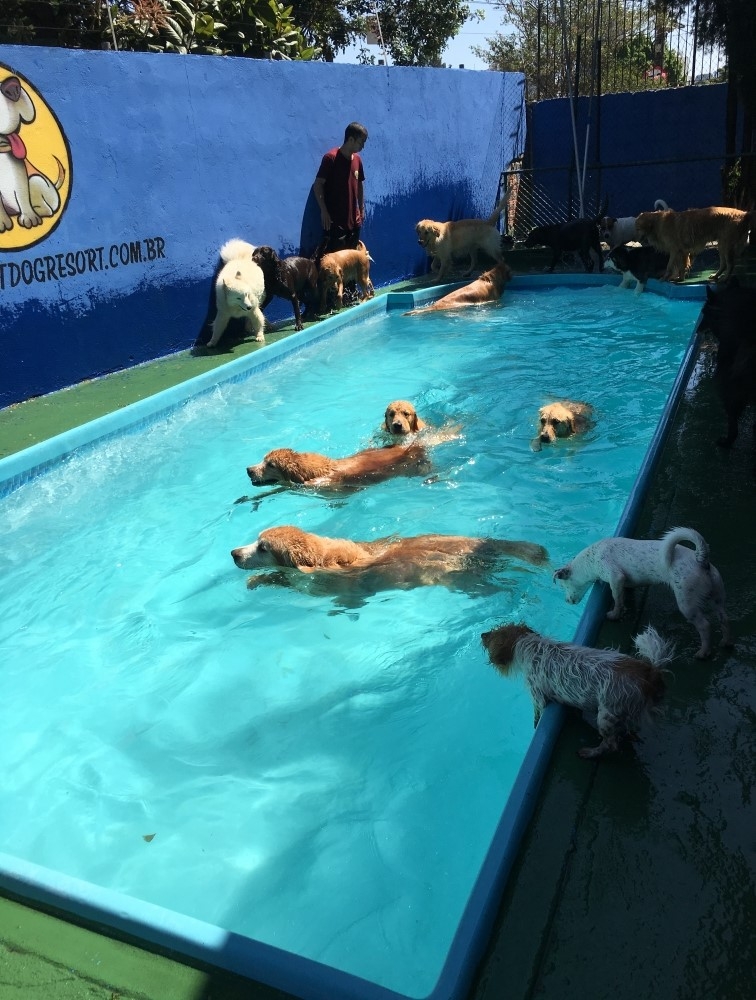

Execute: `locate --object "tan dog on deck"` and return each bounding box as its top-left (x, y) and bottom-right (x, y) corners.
top-left (246, 443), bottom-right (429, 491)
top-left (318, 241), bottom-right (374, 311)
top-left (532, 401), bottom-right (594, 450)
top-left (635, 206), bottom-right (755, 282)
top-left (416, 196), bottom-right (508, 281)
top-left (406, 262), bottom-right (512, 315)
top-left (231, 525), bottom-right (548, 599)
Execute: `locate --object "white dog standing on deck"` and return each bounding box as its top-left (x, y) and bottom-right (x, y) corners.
top-left (553, 527), bottom-right (732, 659)
top-left (208, 239), bottom-right (266, 348)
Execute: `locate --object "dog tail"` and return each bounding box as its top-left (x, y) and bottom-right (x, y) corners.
top-left (490, 539), bottom-right (549, 566)
top-left (633, 624), bottom-right (676, 669)
top-left (660, 526), bottom-right (710, 570)
top-left (220, 238), bottom-right (256, 263)
top-left (486, 194), bottom-right (508, 226)
top-left (654, 199), bottom-right (670, 211)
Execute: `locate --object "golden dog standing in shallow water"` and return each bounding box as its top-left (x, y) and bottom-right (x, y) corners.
top-left (317, 241), bottom-right (374, 311)
top-left (406, 262), bottom-right (512, 315)
top-left (635, 206), bottom-right (755, 283)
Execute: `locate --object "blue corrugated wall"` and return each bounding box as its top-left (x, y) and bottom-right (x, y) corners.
top-left (0, 47), bottom-right (526, 408)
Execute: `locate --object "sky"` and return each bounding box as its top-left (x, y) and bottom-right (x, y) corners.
top-left (334, 3), bottom-right (509, 72)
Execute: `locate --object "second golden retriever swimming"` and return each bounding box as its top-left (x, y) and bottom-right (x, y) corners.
top-left (532, 400), bottom-right (594, 450)
top-left (384, 400), bottom-right (427, 435)
top-left (231, 525), bottom-right (548, 597)
top-left (246, 443), bottom-right (430, 490)
top-left (406, 263), bottom-right (512, 315)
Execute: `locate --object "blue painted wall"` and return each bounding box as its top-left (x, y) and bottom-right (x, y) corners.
top-left (527, 84), bottom-right (727, 221)
top-left (0, 47), bottom-right (526, 408)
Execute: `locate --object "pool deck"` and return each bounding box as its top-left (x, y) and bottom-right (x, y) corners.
top-left (1, 255), bottom-right (755, 1000)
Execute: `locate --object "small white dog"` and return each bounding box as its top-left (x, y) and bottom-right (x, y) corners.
top-left (207, 239), bottom-right (266, 348)
top-left (553, 527), bottom-right (732, 659)
top-left (482, 621), bottom-right (674, 758)
top-left (600, 199), bottom-right (670, 248)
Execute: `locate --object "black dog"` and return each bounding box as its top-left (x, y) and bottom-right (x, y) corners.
top-left (524, 201), bottom-right (607, 273)
top-left (251, 245), bottom-right (319, 331)
top-left (608, 244), bottom-right (670, 292)
top-left (700, 280), bottom-right (756, 462)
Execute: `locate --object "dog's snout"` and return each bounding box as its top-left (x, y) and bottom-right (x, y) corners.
top-left (0, 76), bottom-right (22, 102)
top-left (231, 548), bottom-right (244, 564)
top-left (392, 421), bottom-right (405, 433)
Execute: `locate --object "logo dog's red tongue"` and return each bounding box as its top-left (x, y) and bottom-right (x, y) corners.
top-left (7, 132), bottom-right (26, 159)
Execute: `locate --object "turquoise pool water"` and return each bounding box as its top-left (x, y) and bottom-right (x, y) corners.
top-left (0, 281), bottom-right (702, 998)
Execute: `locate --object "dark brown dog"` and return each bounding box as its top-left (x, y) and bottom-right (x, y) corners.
top-left (251, 245), bottom-right (318, 330)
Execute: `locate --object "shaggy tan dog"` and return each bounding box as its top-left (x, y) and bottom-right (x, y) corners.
top-left (406, 262), bottom-right (512, 315)
top-left (231, 525), bottom-right (548, 598)
top-left (246, 443), bottom-right (429, 490)
top-left (532, 401), bottom-right (594, 450)
top-left (415, 196), bottom-right (508, 281)
top-left (635, 206), bottom-right (755, 282)
top-left (318, 241), bottom-right (374, 311)
top-left (208, 239), bottom-right (266, 348)
top-left (383, 400), bottom-right (427, 435)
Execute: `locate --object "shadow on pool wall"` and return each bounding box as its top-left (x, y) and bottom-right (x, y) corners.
top-left (0, 45), bottom-right (525, 410)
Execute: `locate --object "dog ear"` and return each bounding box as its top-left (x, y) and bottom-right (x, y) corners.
top-left (553, 566), bottom-right (571, 581)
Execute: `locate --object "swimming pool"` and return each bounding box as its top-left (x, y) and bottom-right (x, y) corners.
top-left (0, 276), bottom-right (704, 1000)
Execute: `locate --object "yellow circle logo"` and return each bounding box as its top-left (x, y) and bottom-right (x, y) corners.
top-left (0, 64), bottom-right (72, 252)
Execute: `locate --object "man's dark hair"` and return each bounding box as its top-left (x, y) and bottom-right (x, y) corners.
top-left (344, 122), bottom-right (368, 143)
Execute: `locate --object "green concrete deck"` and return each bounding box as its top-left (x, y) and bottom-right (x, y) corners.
top-left (2, 258), bottom-right (755, 1000)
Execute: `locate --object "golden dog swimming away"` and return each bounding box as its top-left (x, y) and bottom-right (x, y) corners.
top-left (532, 401), bottom-right (595, 450)
top-left (231, 525), bottom-right (548, 600)
top-left (415, 196), bottom-right (508, 281)
top-left (317, 241), bottom-right (374, 311)
top-left (406, 262), bottom-right (512, 315)
top-left (246, 443), bottom-right (429, 491)
top-left (635, 206), bottom-right (755, 283)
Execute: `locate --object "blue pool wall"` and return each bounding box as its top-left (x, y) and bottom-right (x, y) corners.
top-left (0, 45), bottom-right (525, 409)
top-left (527, 84), bottom-right (728, 218)
top-left (0, 274), bottom-right (707, 1000)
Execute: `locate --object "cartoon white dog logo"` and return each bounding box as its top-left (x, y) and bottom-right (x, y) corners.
top-left (0, 74), bottom-right (65, 232)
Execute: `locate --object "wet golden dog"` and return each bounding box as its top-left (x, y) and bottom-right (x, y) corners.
top-left (406, 262), bottom-right (512, 315)
top-left (384, 400), bottom-right (427, 435)
top-left (231, 525), bottom-right (548, 599)
top-left (317, 240), bottom-right (374, 311)
top-left (246, 443), bottom-right (429, 491)
top-left (635, 206), bottom-right (755, 282)
top-left (415, 197), bottom-right (507, 281)
top-left (532, 401), bottom-right (594, 450)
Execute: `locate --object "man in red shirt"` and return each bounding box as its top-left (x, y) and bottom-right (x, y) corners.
top-left (312, 122), bottom-right (368, 254)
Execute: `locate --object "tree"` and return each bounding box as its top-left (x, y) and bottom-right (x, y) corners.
top-left (472, 0), bottom-right (690, 98)
top-left (375, 0), bottom-right (479, 67)
top-left (694, 1), bottom-right (756, 205)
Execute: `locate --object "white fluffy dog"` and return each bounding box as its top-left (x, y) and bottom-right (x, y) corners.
top-left (482, 622), bottom-right (674, 758)
top-left (553, 527), bottom-right (732, 659)
top-left (208, 239), bottom-right (266, 348)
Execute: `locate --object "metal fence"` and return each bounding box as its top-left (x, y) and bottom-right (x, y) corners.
top-left (527, 0), bottom-right (726, 101)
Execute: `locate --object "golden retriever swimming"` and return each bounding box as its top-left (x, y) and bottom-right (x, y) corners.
top-left (384, 400), bottom-right (427, 435)
top-left (231, 525), bottom-right (548, 599)
top-left (246, 443), bottom-right (429, 490)
top-left (406, 262), bottom-right (512, 315)
top-left (532, 401), bottom-right (594, 450)
top-left (318, 240), bottom-right (374, 311)
top-left (635, 206), bottom-right (755, 283)
top-left (416, 196), bottom-right (508, 281)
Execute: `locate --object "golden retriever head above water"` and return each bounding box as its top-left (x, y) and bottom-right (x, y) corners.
top-left (533, 400), bottom-right (595, 450)
top-left (384, 400), bottom-right (427, 435)
top-left (415, 197), bottom-right (508, 281)
top-left (246, 443), bottom-right (430, 490)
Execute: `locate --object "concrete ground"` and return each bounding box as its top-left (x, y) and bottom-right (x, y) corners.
top-left (1, 254), bottom-right (754, 1000)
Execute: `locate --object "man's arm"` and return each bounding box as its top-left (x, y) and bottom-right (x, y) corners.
top-left (313, 177), bottom-right (332, 231)
top-left (356, 178), bottom-right (364, 227)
